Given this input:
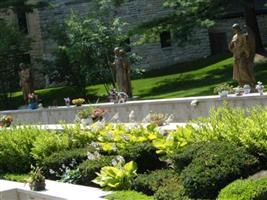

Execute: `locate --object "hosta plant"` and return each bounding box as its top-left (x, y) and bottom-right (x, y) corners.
top-left (92, 160), bottom-right (137, 190)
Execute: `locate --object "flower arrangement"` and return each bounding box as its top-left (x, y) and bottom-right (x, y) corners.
top-left (213, 83), bottom-right (233, 94)
top-left (149, 112), bottom-right (168, 126)
top-left (28, 166), bottom-right (46, 191)
top-left (72, 98), bottom-right (85, 106)
top-left (77, 108), bottom-right (92, 119)
top-left (0, 115), bottom-right (13, 127)
top-left (28, 93), bottom-right (38, 109)
top-left (64, 97), bottom-right (71, 106)
top-left (91, 107), bottom-right (109, 122)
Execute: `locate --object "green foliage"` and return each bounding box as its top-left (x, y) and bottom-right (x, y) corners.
top-left (0, 128), bottom-right (39, 173)
top-left (0, 173), bottom-right (30, 183)
top-left (131, 169), bottom-right (178, 196)
top-left (41, 148), bottom-right (88, 180)
top-left (61, 168), bottom-right (82, 184)
top-left (119, 142), bottom-right (165, 173)
top-left (0, 20), bottom-right (31, 109)
top-left (152, 127), bottom-right (194, 156)
top-left (154, 177), bottom-right (188, 200)
top-left (44, 6), bottom-right (129, 92)
top-left (106, 190), bottom-right (154, 200)
top-left (31, 131), bottom-right (70, 164)
top-left (218, 177), bottom-right (267, 200)
top-left (170, 142), bottom-right (204, 172)
top-left (75, 155), bottom-right (114, 186)
top-left (28, 166), bottom-right (46, 191)
top-left (180, 142), bottom-right (259, 199)
top-left (93, 161), bottom-right (137, 190)
top-left (189, 106), bottom-right (267, 161)
top-left (213, 83), bottom-right (233, 94)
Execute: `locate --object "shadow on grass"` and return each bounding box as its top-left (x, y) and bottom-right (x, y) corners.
top-left (138, 64), bottom-right (234, 98)
top-left (142, 53), bottom-right (232, 78)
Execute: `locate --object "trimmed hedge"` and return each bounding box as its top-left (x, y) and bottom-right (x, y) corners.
top-left (180, 142), bottom-right (259, 199)
top-left (154, 177), bottom-right (188, 200)
top-left (119, 142), bottom-right (165, 173)
top-left (218, 177), bottom-right (267, 200)
top-left (74, 155), bottom-right (115, 186)
top-left (106, 191), bottom-right (153, 200)
top-left (41, 148), bottom-right (88, 180)
top-left (0, 128), bottom-right (39, 173)
top-left (131, 169), bottom-right (178, 196)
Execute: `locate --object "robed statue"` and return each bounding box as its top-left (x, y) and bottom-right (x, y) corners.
top-left (19, 63), bottom-right (34, 103)
top-left (111, 47), bottom-right (132, 97)
top-left (229, 23), bottom-right (256, 88)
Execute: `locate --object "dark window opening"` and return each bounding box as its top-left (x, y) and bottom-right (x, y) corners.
top-left (160, 31), bottom-right (172, 48)
top-left (209, 32), bottom-right (228, 55)
top-left (125, 38), bottom-right (131, 52)
top-left (17, 11), bottom-right (28, 34)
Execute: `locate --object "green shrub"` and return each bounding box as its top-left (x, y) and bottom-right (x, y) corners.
top-left (31, 131), bottom-right (70, 164)
top-left (154, 177), bottom-right (188, 200)
top-left (189, 106), bottom-right (267, 161)
top-left (180, 141), bottom-right (259, 199)
top-left (170, 142), bottom-right (204, 172)
top-left (131, 169), bottom-right (178, 195)
top-left (218, 177), bottom-right (267, 200)
top-left (93, 161), bottom-right (137, 190)
top-left (119, 142), bottom-right (165, 173)
top-left (74, 155), bottom-right (114, 186)
top-left (106, 191), bottom-right (154, 200)
top-left (0, 128), bottom-right (39, 173)
top-left (41, 148), bottom-right (89, 180)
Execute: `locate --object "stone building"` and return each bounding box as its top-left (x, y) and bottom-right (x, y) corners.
top-left (1, 0), bottom-right (267, 88)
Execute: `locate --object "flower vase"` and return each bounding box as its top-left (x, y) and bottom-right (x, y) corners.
top-left (28, 102), bottom-right (38, 110)
top-left (92, 116), bottom-right (103, 123)
top-left (29, 180), bottom-right (46, 191)
top-left (258, 89), bottom-right (264, 96)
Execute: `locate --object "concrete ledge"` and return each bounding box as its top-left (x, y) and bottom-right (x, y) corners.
top-left (0, 180), bottom-right (109, 200)
top-left (1, 93), bottom-right (267, 124)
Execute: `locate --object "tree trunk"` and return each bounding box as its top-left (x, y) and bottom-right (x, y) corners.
top-left (243, 0), bottom-right (265, 53)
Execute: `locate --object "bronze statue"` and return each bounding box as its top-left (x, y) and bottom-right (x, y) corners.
top-left (229, 23), bottom-right (256, 88)
top-left (119, 49), bottom-right (132, 97)
top-left (111, 47), bottom-right (132, 97)
top-left (19, 63), bottom-right (34, 103)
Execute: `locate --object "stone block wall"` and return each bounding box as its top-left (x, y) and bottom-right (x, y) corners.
top-left (37, 0), bottom-right (211, 70)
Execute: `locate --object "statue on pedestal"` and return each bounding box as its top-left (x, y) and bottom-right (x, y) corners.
top-left (111, 47), bottom-right (132, 97)
top-left (19, 63), bottom-right (34, 104)
top-left (229, 23), bottom-right (256, 88)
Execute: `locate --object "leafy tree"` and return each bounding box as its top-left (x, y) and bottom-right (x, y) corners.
top-left (0, 20), bottom-right (31, 109)
top-left (113, 0), bottom-right (265, 53)
top-left (43, 3), bottom-right (133, 94)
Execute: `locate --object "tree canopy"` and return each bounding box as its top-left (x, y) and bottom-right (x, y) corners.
top-left (112, 0), bottom-right (264, 53)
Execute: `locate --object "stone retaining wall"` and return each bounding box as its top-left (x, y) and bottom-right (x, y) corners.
top-left (1, 94), bottom-right (267, 125)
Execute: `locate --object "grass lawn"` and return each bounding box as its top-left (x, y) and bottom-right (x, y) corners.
top-left (3, 54), bottom-right (267, 110)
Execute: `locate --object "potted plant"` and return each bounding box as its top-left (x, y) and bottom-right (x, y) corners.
top-left (72, 98), bottom-right (85, 106)
top-left (0, 115), bottom-right (13, 128)
top-left (149, 112), bottom-right (168, 126)
top-left (256, 81), bottom-right (264, 96)
top-left (77, 108), bottom-right (93, 126)
top-left (28, 167), bottom-right (46, 191)
top-left (91, 107), bottom-right (108, 122)
top-left (214, 83), bottom-right (233, 97)
top-left (64, 97), bottom-right (71, 106)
